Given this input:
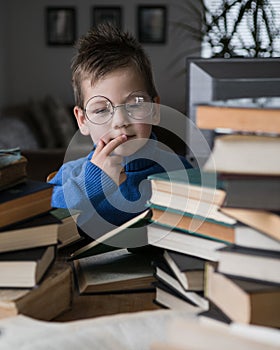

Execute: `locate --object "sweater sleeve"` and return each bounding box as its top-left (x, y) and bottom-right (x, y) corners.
top-left (49, 158), bottom-right (117, 210)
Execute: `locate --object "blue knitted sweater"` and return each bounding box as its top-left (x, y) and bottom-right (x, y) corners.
top-left (49, 135), bottom-right (192, 237)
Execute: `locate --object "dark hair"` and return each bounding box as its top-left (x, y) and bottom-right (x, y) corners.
top-left (71, 23), bottom-right (158, 107)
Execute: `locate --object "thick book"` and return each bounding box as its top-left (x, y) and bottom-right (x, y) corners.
top-left (0, 180), bottom-right (53, 228)
top-left (233, 223), bottom-right (280, 252)
top-left (70, 209), bottom-right (151, 260)
top-left (151, 205), bottom-right (235, 244)
top-left (0, 245), bottom-right (56, 288)
top-left (163, 250), bottom-right (205, 291)
top-left (0, 156), bottom-right (27, 191)
top-left (0, 212), bottom-right (59, 253)
top-left (205, 263), bottom-right (280, 328)
top-left (221, 175), bottom-right (280, 210)
top-left (0, 259), bottom-right (72, 320)
top-left (147, 223), bottom-right (226, 261)
top-left (148, 168), bottom-right (226, 206)
top-left (216, 245), bottom-right (280, 284)
top-left (203, 134), bottom-right (280, 176)
top-left (220, 207), bottom-right (280, 242)
top-left (196, 97), bottom-right (280, 134)
top-left (73, 248), bottom-right (156, 294)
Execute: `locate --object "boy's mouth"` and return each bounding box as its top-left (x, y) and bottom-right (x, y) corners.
top-left (109, 134), bottom-right (135, 142)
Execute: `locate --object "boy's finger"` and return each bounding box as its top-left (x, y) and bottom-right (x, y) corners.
top-left (94, 139), bottom-right (106, 154)
top-left (103, 135), bottom-right (127, 156)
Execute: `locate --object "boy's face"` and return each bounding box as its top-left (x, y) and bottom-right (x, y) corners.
top-left (74, 65), bottom-right (159, 157)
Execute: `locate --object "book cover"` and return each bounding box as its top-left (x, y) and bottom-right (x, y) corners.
top-left (205, 263), bottom-right (280, 327)
top-left (222, 175), bottom-right (280, 210)
top-left (0, 245), bottom-right (56, 288)
top-left (74, 248), bottom-right (156, 294)
top-left (70, 209), bottom-right (152, 260)
top-left (220, 207), bottom-right (280, 242)
top-left (0, 180), bottom-right (53, 228)
top-left (0, 212), bottom-right (59, 253)
top-left (216, 245), bottom-right (280, 284)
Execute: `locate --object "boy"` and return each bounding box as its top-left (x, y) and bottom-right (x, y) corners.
top-left (49, 24), bottom-right (192, 239)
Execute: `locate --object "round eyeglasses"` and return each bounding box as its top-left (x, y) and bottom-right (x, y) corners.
top-left (82, 91), bottom-right (154, 125)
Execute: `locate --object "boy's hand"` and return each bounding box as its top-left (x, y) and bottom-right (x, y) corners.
top-left (90, 134), bottom-right (127, 185)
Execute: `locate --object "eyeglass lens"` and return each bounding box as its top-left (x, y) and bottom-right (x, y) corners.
top-left (85, 92), bottom-right (153, 125)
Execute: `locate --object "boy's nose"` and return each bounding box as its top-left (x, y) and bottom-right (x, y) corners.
top-left (111, 105), bottom-right (130, 128)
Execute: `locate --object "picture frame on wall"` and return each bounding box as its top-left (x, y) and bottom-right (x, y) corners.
top-left (137, 6), bottom-right (167, 44)
top-left (46, 7), bottom-right (76, 46)
top-left (92, 6), bottom-right (122, 29)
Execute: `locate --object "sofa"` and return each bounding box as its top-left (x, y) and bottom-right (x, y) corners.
top-left (0, 96), bottom-right (77, 181)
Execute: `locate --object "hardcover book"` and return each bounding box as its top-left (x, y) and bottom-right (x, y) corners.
top-left (0, 245), bottom-right (56, 288)
top-left (216, 245), bottom-right (280, 284)
top-left (0, 180), bottom-right (53, 228)
top-left (74, 248), bottom-right (156, 294)
top-left (0, 212), bottom-right (59, 253)
top-left (147, 223), bottom-right (226, 262)
top-left (148, 168), bottom-right (226, 206)
top-left (196, 97), bottom-right (280, 134)
top-left (221, 175), bottom-right (280, 210)
top-left (205, 263), bottom-right (280, 328)
top-left (0, 259), bottom-right (72, 320)
top-left (203, 134), bottom-right (280, 176)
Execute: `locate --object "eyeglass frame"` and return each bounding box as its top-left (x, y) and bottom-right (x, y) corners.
top-left (81, 90), bottom-right (155, 125)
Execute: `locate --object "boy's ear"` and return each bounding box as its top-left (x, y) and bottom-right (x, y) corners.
top-left (74, 106), bottom-right (90, 136)
top-left (152, 96), bottom-right (160, 125)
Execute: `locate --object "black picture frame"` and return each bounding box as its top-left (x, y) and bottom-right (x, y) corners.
top-left (137, 6), bottom-right (167, 44)
top-left (92, 6), bottom-right (122, 29)
top-left (46, 7), bottom-right (76, 46)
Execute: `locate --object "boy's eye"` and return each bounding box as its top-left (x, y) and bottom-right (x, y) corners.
top-left (94, 107), bottom-right (110, 115)
top-left (127, 103), bottom-right (142, 109)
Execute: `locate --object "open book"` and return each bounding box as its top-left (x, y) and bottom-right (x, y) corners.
top-left (70, 209), bottom-right (152, 260)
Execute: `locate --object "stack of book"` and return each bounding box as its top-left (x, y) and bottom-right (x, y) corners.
top-left (146, 97), bottom-right (280, 327)
top-left (146, 168), bottom-right (230, 316)
top-left (0, 148), bottom-right (79, 320)
top-left (198, 97), bottom-right (280, 328)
